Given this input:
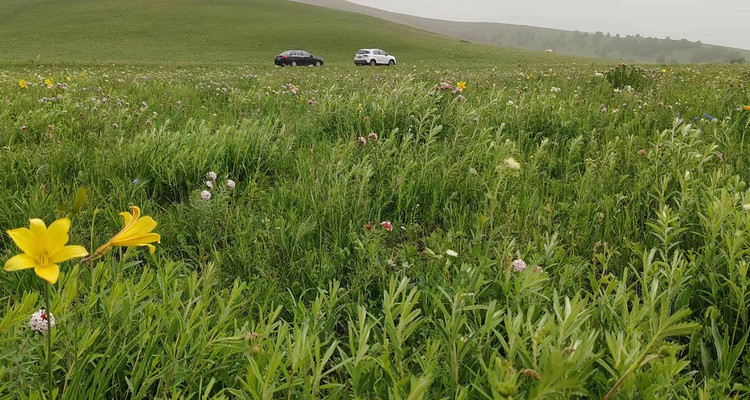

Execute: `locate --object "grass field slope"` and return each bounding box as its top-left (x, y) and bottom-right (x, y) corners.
top-left (0, 0), bottom-right (570, 66)
top-left (3, 1), bottom-right (750, 399)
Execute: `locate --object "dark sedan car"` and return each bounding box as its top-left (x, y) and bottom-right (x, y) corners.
top-left (274, 50), bottom-right (324, 67)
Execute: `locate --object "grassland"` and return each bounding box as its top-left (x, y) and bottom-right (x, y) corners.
top-left (2, 0), bottom-right (750, 399)
top-left (0, 0), bottom-right (565, 67)
top-left (2, 60), bottom-right (750, 399)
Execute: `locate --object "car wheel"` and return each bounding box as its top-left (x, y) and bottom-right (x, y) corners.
top-left (291, 61), bottom-right (297, 67)
top-left (369, 59), bottom-right (376, 66)
top-left (388, 60), bottom-right (395, 66)
top-left (315, 61), bottom-right (321, 67)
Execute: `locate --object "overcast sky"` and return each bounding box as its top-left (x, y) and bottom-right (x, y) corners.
top-left (348, 0), bottom-right (750, 50)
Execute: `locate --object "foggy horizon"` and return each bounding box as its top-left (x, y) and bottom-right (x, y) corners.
top-left (347, 0), bottom-right (750, 50)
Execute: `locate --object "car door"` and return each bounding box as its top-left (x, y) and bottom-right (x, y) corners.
top-left (300, 51), bottom-right (313, 66)
top-left (292, 51), bottom-right (303, 65)
top-left (374, 50), bottom-right (384, 64)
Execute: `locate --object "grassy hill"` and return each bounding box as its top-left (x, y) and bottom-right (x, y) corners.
top-left (0, 0), bottom-right (579, 66)
top-left (294, 0), bottom-right (750, 64)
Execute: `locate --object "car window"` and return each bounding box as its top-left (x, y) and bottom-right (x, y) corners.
top-left (301, 52), bottom-right (311, 57)
top-left (357, 50), bottom-right (369, 54)
top-left (281, 51), bottom-right (293, 56)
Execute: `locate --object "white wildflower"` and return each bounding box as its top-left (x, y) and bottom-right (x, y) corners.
top-left (200, 190), bottom-right (212, 200)
top-left (207, 171), bottom-right (217, 181)
top-left (29, 309), bottom-right (55, 334)
top-left (512, 259), bottom-right (527, 272)
top-left (226, 179), bottom-right (236, 189)
top-left (504, 157), bottom-right (521, 170)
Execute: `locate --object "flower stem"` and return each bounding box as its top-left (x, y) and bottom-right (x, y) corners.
top-left (44, 282), bottom-right (53, 393)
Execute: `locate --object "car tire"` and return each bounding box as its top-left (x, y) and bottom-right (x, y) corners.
top-left (369, 59), bottom-right (376, 66)
top-left (291, 61), bottom-right (297, 67)
top-left (388, 60), bottom-right (395, 66)
top-left (315, 61), bottom-right (321, 67)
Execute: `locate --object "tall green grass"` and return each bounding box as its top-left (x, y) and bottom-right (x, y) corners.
top-left (1, 62), bottom-right (750, 398)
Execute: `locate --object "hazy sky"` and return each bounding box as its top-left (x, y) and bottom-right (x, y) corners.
top-left (348, 0), bottom-right (750, 50)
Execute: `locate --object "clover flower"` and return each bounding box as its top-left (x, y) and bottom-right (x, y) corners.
top-left (29, 309), bottom-right (55, 333)
top-left (380, 221), bottom-right (393, 232)
top-left (201, 190), bottom-right (212, 200)
top-left (207, 171), bottom-right (217, 181)
top-left (357, 136), bottom-right (367, 146)
top-left (205, 180), bottom-right (214, 189)
top-left (226, 179), bottom-right (236, 189)
top-left (368, 132), bottom-right (378, 141)
top-left (512, 259), bottom-right (527, 272)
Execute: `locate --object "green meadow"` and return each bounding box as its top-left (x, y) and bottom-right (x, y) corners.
top-left (1, 0), bottom-right (750, 399)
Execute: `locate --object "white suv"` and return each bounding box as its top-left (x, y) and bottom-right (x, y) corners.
top-left (354, 49), bottom-right (396, 66)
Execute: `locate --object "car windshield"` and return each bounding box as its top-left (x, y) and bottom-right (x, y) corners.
top-left (357, 50), bottom-right (370, 54)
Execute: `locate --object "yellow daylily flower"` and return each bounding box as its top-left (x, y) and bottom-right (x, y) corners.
top-left (4, 218), bottom-right (88, 284)
top-left (90, 206), bottom-right (160, 259)
top-left (44, 78), bottom-right (52, 87)
top-left (18, 79), bottom-right (28, 88)
top-left (456, 81), bottom-right (467, 92)
top-left (743, 105), bottom-right (750, 111)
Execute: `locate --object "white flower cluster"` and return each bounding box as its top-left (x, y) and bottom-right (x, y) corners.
top-left (200, 171), bottom-right (236, 201)
top-left (512, 259), bottom-right (527, 272)
top-left (29, 308), bottom-right (55, 334)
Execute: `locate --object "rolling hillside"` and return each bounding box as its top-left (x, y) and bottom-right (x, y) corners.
top-left (0, 0), bottom-right (575, 66)
top-left (294, 0), bottom-right (750, 64)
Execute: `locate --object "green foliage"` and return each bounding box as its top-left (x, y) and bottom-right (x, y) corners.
top-left (605, 64), bottom-right (656, 91)
top-left (1, 61), bottom-right (750, 398)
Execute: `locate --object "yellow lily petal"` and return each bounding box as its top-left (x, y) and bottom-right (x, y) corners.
top-left (124, 206), bottom-right (141, 226)
top-left (35, 264), bottom-right (60, 284)
top-left (29, 218), bottom-right (47, 237)
top-left (7, 227), bottom-right (41, 257)
top-left (145, 244), bottom-right (156, 254)
top-left (46, 218), bottom-right (71, 254)
top-left (50, 245), bottom-right (88, 264)
top-left (4, 254), bottom-right (38, 271)
top-left (114, 233), bottom-right (161, 247)
top-left (113, 217), bottom-right (158, 242)
top-left (119, 210), bottom-right (133, 227)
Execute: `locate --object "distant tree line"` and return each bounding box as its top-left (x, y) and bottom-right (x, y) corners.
top-left (479, 27), bottom-right (747, 64)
